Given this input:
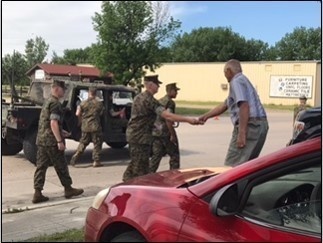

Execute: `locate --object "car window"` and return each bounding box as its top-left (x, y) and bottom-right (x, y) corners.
top-left (241, 163), bottom-right (321, 234)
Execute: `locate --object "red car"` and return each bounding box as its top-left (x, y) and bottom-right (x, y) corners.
top-left (85, 137), bottom-right (321, 242)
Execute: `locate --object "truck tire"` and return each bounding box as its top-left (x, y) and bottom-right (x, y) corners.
top-left (2, 138), bottom-right (23, 155)
top-left (23, 130), bottom-right (38, 165)
top-left (107, 142), bottom-right (127, 149)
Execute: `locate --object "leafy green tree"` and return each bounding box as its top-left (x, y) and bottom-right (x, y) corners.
top-left (170, 27), bottom-right (258, 62)
top-left (92, 1), bottom-right (181, 86)
top-left (25, 36), bottom-right (49, 68)
top-left (275, 27), bottom-right (321, 60)
top-left (51, 47), bottom-right (94, 65)
top-left (51, 51), bottom-right (68, 65)
top-left (2, 51), bottom-right (29, 100)
top-left (242, 39), bottom-right (271, 61)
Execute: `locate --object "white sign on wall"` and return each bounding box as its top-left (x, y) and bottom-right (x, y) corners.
top-left (35, 70), bottom-right (45, 80)
top-left (270, 76), bottom-right (312, 98)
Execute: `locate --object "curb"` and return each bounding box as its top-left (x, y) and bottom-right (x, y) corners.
top-left (2, 195), bottom-right (95, 214)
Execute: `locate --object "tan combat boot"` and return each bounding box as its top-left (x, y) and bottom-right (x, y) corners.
top-left (32, 189), bottom-right (49, 204)
top-left (64, 186), bottom-right (84, 199)
top-left (69, 154), bottom-right (78, 166)
top-left (93, 161), bottom-right (103, 167)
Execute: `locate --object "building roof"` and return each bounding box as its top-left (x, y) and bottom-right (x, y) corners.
top-left (26, 63), bottom-right (105, 77)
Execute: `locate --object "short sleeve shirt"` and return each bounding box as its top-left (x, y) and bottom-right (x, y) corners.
top-left (36, 95), bottom-right (63, 146)
top-left (225, 73), bottom-right (267, 125)
top-left (126, 91), bottom-right (165, 144)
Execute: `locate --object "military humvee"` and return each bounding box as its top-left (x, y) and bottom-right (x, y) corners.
top-left (2, 80), bottom-right (135, 164)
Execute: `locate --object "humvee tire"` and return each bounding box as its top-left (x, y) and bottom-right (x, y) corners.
top-left (2, 138), bottom-right (23, 155)
top-left (23, 129), bottom-right (38, 165)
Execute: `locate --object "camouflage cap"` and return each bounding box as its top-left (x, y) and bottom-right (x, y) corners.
top-left (299, 95), bottom-right (307, 100)
top-left (166, 83), bottom-right (180, 92)
top-left (144, 75), bottom-right (162, 85)
top-left (52, 80), bottom-right (67, 90)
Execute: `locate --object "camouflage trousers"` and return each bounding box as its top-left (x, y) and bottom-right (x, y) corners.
top-left (149, 136), bottom-right (180, 173)
top-left (70, 131), bottom-right (103, 164)
top-left (122, 143), bottom-right (150, 182)
top-left (34, 145), bottom-right (72, 190)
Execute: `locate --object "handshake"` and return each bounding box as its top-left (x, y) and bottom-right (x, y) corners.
top-left (189, 116), bottom-right (207, 125)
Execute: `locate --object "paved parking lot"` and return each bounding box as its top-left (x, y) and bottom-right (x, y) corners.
top-left (2, 110), bottom-right (294, 241)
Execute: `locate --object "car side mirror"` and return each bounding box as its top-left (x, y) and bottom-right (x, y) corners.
top-left (210, 180), bottom-right (247, 217)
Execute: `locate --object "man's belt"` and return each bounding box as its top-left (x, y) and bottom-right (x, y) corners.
top-left (235, 116), bottom-right (267, 125)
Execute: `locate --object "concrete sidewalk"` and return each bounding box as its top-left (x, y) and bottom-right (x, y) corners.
top-left (2, 196), bottom-right (94, 242)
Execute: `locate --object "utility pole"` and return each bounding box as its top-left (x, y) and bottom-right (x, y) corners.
top-left (10, 50), bottom-right (19, 103)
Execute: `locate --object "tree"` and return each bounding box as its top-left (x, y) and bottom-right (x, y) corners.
top-left (51, 51), bottom-right (68, 65)
top-left (92, 1), bottom-right (181, 86)
top-left (51, 47), bottom-right (94, 65)
top-left (170, 27), bottom-right (260, 62)
top-left (25, 36), bottom-right (49, 68)
top-left (242, 39), bottom-right (270, 61)
top-left (2, 51), bottom-right (29, 101)
top-left (275, 27), bottom-right (321, 61)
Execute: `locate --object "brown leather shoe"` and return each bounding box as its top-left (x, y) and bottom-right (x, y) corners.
top-left (32, 190), bottom-right (49, 204)
top-left (93, 161), bottom-right (103, 167)
top-left (64, 187), bottom-right (84, 199)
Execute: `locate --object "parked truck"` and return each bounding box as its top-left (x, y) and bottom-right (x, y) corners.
top-left (2, 80), bottom-right (136, 164)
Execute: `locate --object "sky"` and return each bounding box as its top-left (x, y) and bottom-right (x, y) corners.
top-left (2, 1), bottom-right (321, 61)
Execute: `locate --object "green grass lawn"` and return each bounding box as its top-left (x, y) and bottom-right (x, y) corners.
top-left (21, 228), bottom-right (84, 242)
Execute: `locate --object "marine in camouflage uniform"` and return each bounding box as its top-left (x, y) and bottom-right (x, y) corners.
top-left (123, 75), bottom-right (202, 182)
top-left (33, 80), bottom-right (83, 203)
top-left (123, 76), bottom-right (165, 181)
top-left (293, 95), bottom-right (308, 123)
top-left (149, 83), bottom-right (180, 173)
top-left (70, 87), bottom-right (104, 167)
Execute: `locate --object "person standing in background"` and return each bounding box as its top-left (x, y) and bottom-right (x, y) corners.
top-left (293, 95), bottom-right (308, 123)
top-left (70, 87), bottom-right (104, 167)
top-left (149, 83), bottom-right (181, 173)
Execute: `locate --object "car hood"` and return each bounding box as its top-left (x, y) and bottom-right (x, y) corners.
top-left (120, 167), bottom-right (231, 188)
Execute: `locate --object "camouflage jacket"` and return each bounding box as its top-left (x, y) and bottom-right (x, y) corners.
top-left (126, 91), bottom-right (165, 144)
top-left (79, 98), bottom-right (104, 132)
top-left (293, 104), bottom-right (307, 122)
top-left (36, 95), bottom-right (64, 146)
top-left (152, 95), bottom-right (176, 137)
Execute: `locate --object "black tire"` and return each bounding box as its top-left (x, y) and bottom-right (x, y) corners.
top-left (111, 231), bottom-right (146, 242)
top-left (23, 129), bottom-right (38, 165)
top-left (107, 142), bottom-right (127, 149)
top-left (2, 138), bottom-right (23, 155)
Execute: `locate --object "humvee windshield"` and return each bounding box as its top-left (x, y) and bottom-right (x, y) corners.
top-left (28, 81), bottom-right (73, 104)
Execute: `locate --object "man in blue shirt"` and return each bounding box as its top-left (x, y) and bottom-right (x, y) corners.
top-left (199, 59), bottom-right (269, 166)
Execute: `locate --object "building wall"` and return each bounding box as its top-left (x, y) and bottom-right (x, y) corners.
top-left (148, 61), bottom-right (321, 107)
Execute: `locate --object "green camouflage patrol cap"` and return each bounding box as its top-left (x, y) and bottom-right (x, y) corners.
top-left (144, 75), bottom-right (162, 85)
top-left (166, 83), bottom-right (180, 92)
top-left (52, 80), bottom-right (67, 90)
